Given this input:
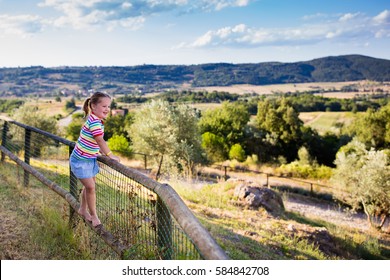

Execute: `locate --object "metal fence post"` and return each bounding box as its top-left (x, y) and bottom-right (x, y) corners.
top-left (24, 128), bottom-right (31, 187)
top-left (157, 195), bottom-right (172, 260)
top-left (1, 121), bottom-right (8, 162)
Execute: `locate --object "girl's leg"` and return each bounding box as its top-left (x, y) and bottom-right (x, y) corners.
top-left (80, 177), bottom-right (101, 227)
top-left (78, 188), bottom-right (92, 222)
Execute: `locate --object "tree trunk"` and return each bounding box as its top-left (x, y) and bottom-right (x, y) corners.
top-left (379, 214), bottom-right (388, 230)
top-left (361, 200), bottom-right (374, 227)
top-left (155, 154), bottom-right (164, 181)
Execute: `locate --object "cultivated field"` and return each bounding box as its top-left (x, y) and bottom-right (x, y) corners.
top-left (190, 80), bottom-right (390, 98)
top-left (299, 111), bottom-right (358, 135)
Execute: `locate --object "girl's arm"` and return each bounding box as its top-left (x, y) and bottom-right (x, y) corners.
top-left (95, 135), bottom-right (120, 162)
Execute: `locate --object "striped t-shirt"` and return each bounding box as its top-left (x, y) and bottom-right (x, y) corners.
top-left (73, 114), bottom-right (104, 160)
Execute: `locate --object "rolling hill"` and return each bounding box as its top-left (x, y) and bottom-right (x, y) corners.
top-left (0, 55), bottom-right (389, 96)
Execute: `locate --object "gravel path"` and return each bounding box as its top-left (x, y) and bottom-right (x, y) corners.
top-left (284, 195), bottom-right (369, 231)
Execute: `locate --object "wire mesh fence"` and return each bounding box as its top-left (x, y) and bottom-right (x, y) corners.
top-left (0, 117), bottom-right (227, 260)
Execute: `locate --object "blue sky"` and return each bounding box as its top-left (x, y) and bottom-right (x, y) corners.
top-left (0, 0), bottom-right (389, 67)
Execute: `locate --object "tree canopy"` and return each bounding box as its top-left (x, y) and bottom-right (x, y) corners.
top-left (332, 140), bottom-right (390, 230)
top-left (130, 100), bottom-right (203, 179)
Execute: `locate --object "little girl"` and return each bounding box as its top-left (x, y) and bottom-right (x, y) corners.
top-left (70, 92), bottom-right (119, 227)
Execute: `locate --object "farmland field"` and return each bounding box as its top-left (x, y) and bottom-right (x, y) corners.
top-left (191, 80), bottom-right (389, 97)
top-left (299, 111), bottom-right (358, 134)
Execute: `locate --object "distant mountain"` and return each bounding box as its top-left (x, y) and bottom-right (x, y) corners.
top-left (190, 55), bottom-right (390, 86)
top-left (0, 55), bottom-right (389, 96)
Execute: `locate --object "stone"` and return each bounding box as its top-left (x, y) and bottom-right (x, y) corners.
top-left (233, 181), bottom-right (284, 215)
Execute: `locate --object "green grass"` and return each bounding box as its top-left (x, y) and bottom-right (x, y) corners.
top-left (300, 111), bottom-right (358, 135)
top-left (2, 158), bottom-right (389, 260)
top-left (171, 179), bottom-right (390, 260)
top-left (0, 160), bottom-right (117, 259)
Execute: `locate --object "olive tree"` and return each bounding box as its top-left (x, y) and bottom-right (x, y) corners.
top-left (331, 139), bottom-right (390, 230)
top-left (12, 105), bottom-right (58, 157)
top-left (130, 100), bottom-right (203, 180)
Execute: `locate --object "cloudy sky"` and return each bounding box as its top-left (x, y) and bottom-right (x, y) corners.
top-left (0, 0), bottom-right (389, 67)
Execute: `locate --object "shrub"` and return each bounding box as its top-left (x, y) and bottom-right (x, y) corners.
top-left (229, 143), bottom-right (246, 162)
top-left (108, 134), bottom-right (132, 157)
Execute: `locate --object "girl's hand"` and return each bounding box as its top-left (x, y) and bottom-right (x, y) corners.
top-left (108, 155), bottom-right (120, 162)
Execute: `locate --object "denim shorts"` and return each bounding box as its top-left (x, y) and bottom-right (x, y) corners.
top-left (70, 155), bottom-right (99, 179)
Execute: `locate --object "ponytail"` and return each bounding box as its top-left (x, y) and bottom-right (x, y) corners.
top-left (83, 92), bottom-right (111, 117)
top-left (83, 97), bottom-right (91, 117)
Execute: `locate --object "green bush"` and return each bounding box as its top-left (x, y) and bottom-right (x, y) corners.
top-left (229, 143), bottom-right (246, 162)
top-left (278, 161), bottom-right (333, 179)
top-left (108, 134), bottom-right (132, 157)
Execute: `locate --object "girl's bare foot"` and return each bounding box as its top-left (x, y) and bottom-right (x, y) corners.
top-left (91, 215), bottom-right (101, 227)
top-left (78, 208), bottom-right (92, 222)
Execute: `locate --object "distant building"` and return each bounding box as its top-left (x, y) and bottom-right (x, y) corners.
top-left (111, 109), bottom-right (127, 117)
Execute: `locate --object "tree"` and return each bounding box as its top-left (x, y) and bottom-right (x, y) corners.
top-left (65, 98), bottom-right (76, 110)
top-left (201, 132), bottom-right (227, 162)
top-left (199, 102), bottom-right (250, 162)
top-left (347, 103), bottom-right (390, 149)
top-left (130, 100), bottom-right (203, 179)
top-left (104, 113), bottom-right (133, 141)
top-left (331, 139), bottom-right (390, 230)
top-left (12, 105), bottom-right (58, 157)
top-left (256, 98), bottom-right (304, 162)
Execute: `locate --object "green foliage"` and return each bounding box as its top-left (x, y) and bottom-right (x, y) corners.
top-left (278, 161), bottom-right (333, 179)
top-left (284, 92), bottom-right (383, 112)
top-left (331, 139), bottom-right (390, 229)
top-left (199, 102), bottom-right (250, 162)
top-left (108, 134), bottom-right (132, 157)
top-left (255, 98), bottom-right (304, 162)
top-left (130, 100), bottom-right (204, 178)
top-left (66, 113), bottom-right (84, 141)
top-left (65, 98), bottom-right (76, 110)
top-left (0, 99), bottom-right (24, 113)
top-left (104, 113), bottom-right (133, 141)
top-left (12, 105), bottom-right (58, 157)
top-left (201, 132), bottom-right (227, 162)
top-left (229, 143), bottom-right (246, 162)
top-left (159, 90), bottom-right (239, 103)
top-left (347, 103), bottom-right (390, 149)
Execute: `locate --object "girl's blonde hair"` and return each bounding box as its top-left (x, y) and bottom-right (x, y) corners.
top-left (83, 92), bottom-right (111, 116)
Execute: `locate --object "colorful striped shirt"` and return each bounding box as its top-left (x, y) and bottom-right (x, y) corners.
top-left (73, 114), bottom-right (104, 160)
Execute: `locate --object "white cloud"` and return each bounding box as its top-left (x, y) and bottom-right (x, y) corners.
top-left (0, 14), bottom-right (47, 37)
top-left (339, 12), bottom-right (361, 22)
top-left (35, 0), bottom-right (253, 29)
top-left (373, 9), bottom-right (390, 25)
top-left (0, 0), bottom-right (254, 35)
top-left (182, 10), bottom-right (390, 49)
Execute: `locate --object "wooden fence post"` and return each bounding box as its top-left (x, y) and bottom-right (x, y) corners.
top-left (1, 121), bottom-right (8, 162)
top-left (24, 129), bottom-right (31, 187)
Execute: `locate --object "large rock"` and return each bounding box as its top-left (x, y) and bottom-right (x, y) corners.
top-left (234, 182), bottom-right (284, 214)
